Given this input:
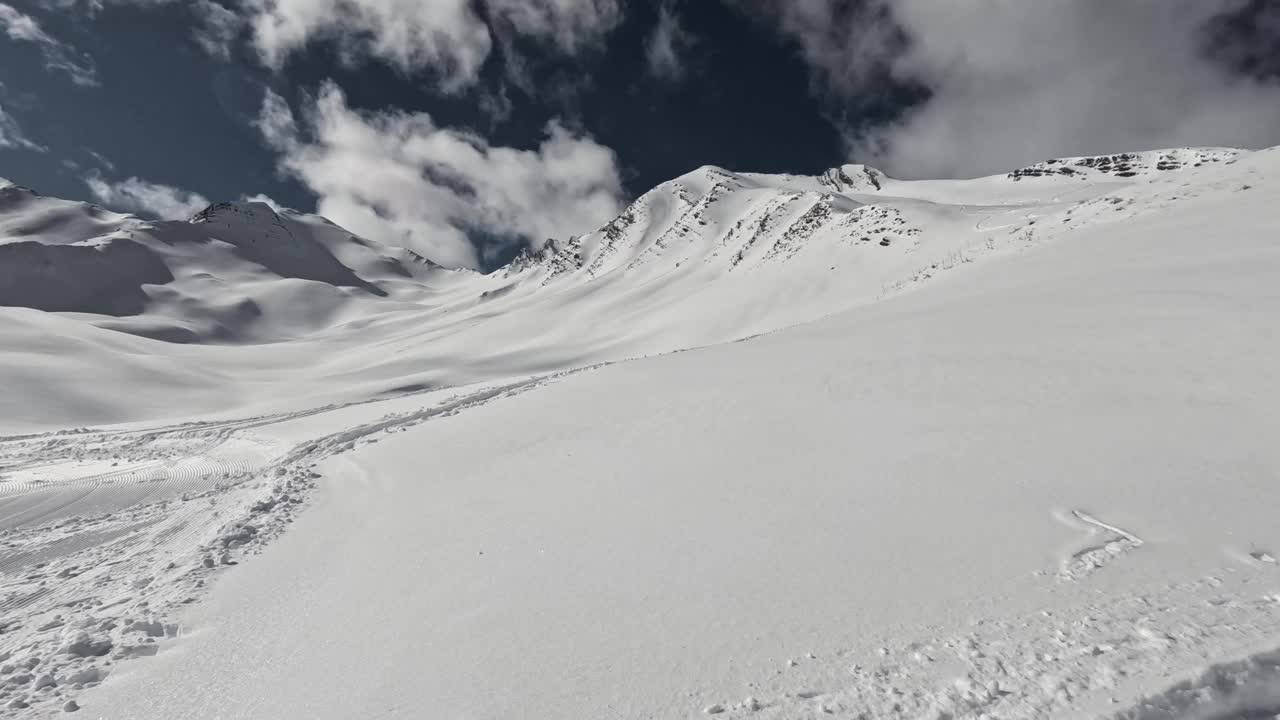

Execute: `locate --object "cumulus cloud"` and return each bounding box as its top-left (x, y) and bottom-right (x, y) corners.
top-left (246, 0), bottom-right (488, 87)
top-left (255, 83), bottom-right (623, 268)
top-left (0, 102), bottom-right (45, 151)
top-left (86, 175), bottom-right (212, 220)
top-left (646, 1), bottom-right (694, 81)
top-left (741, 0), bottom-right (1280, 178)
top-left (0, 2), bottom-right (97, 85)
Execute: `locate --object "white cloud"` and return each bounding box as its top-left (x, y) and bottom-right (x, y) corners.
top-left (247, 0), bottom-right (489, 88)
top-left (86, 175), bottom-right (212, 220)
top-left (256, 82), bottom-right (624, 269)
top-left (192, 0), bottom-right (240, 59)
top-left (741, 0), bottom-right (1280, 178)
top-left (646, 1), bottom-right (693, 81)
top-left (40, 0), bottom-right (622, 88)
top-left (485, 0), bottom-right (622, 56)
top-left (241, 192), bottom-right (288, 211)
top-left (0, 2), bottom-right (97, 85)
top-left (245, 0), bottom-right (620, 89)
top-left (0, 102), bottom-right (45, 151)
top-left (484, 0), bottom-right (622, 92)
top-left (84, 148), bottom-right (115, 171)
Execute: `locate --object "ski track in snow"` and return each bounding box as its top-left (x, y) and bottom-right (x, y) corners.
top-left (0, 367), bottom-right (592, 717)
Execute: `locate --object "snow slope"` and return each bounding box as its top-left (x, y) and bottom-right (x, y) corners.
top-left (0, 147), bottom-right (1241, 432)
top-left (1, 146), bottom-right (1277, 718)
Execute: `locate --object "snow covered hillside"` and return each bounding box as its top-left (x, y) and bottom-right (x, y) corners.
top-left (1, 146), bottom-right (1278, 719)
top-left (0, 147), bottom-right (1243, 431)
top-left (0, 185), bottom-right (440, 341)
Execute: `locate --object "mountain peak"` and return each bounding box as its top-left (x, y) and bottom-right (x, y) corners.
top-left (190, 200), bottom-right (283, 225)
top-left (822, 164), bottom-right (886, 192)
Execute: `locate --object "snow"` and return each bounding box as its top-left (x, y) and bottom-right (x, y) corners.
top-left (1, 147), bottom-right (1278, 718)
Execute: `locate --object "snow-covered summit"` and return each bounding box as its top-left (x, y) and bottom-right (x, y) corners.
top-left (500, 161), bottom-right (885, 281)
top-left (820, 163), bottom-right (887, 192)
top-left (494, 147), bottom-right (1226, 285)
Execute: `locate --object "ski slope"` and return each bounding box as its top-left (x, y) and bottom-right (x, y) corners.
top-left (1, 147), bottom-right (1278, 718)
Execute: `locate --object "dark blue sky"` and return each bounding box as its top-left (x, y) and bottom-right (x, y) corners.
top-left (0, 1), bottom-right (894, 211)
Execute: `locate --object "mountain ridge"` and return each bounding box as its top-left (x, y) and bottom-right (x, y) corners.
top-left (0, 144), bottom-right (1267, 426)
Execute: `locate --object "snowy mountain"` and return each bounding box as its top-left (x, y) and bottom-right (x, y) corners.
top-left (0, 146), bottom-right (1246, 428)
top-left (1, 146), bottom-right (1278, 720)
top-left (0, 148), bottom-right (1240, 351)
top-left (0, 183), bottom-right (441, 342)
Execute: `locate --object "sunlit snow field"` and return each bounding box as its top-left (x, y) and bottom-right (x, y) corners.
top-left (1, 148), bottom-right (1278, 719)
